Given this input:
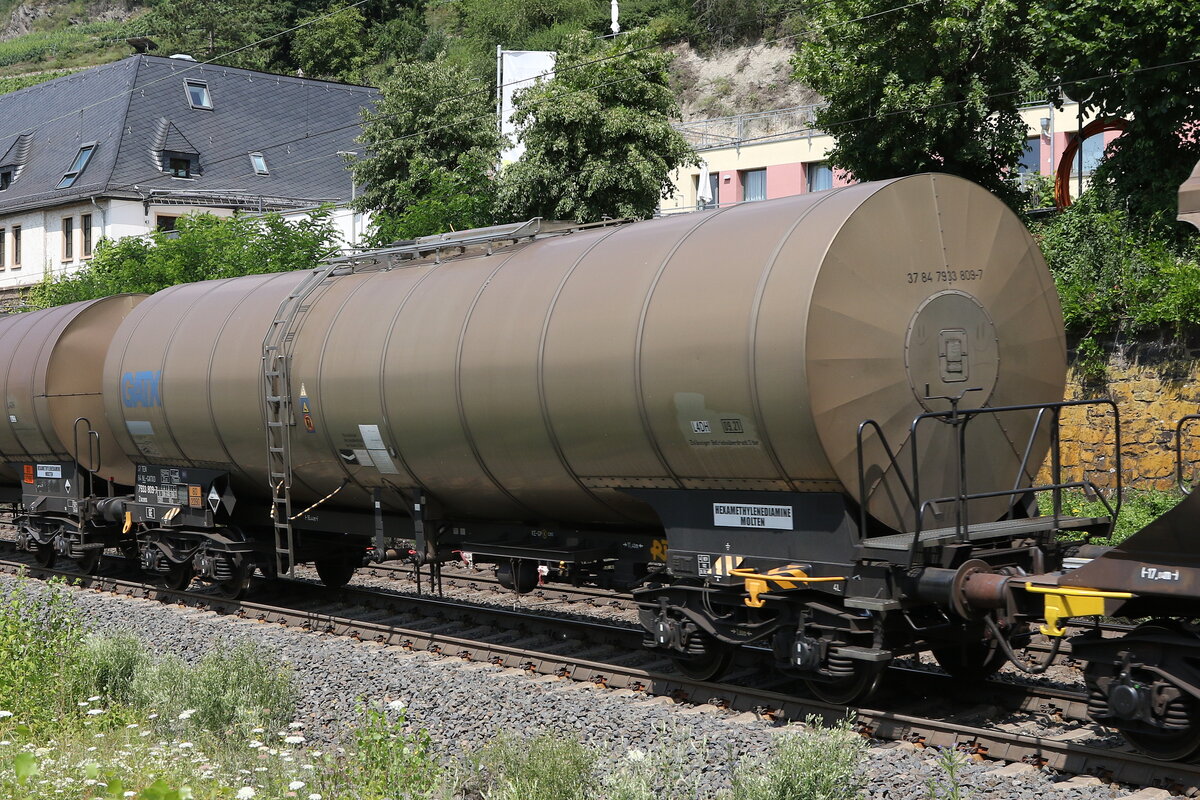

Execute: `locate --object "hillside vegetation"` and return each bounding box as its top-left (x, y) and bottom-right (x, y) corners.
top-left (0, 0), bottom-right (808, 106)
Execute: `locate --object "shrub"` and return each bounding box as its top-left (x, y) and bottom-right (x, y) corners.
top-left (353, 705), bottom-right (442, 799)
top-left (0, 576), bottom-right (85, 730)
top-left (1032, 192), bottom-right (1200, 337)
top-left (731, 716), bottom-right (867, 800)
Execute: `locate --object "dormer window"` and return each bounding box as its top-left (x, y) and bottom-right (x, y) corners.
top-left (57, 143), bottom-right (96, 189)
top-left (0, 169), bottom-right (12, 191)
top-left (249, 152), bottom-right (268, 175)
top-left (165, 152), bottom-right (198, 178)
top-left (185, 80), bottom-right (212, 110)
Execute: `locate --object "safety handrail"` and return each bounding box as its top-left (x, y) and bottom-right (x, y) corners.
top-left (855, 419), bottom-right (917, 544)
top-left (908, 479), bottom-right (1116, 565)
top-left (72, 416), bottom-right (102, 498)
top-left (1175, 414), bottom-right (1200, 494)
top-left (855, 398), bottom-right (1122, 564)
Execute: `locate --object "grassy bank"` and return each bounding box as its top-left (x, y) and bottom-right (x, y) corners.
top-left (1040, 487), bottom-right (1182, 544)
top-left (0, 574), bottom-right (876, 800)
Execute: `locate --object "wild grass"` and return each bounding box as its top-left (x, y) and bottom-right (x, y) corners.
top-left (0, 574), bottom-right (875, 798)
top-left (730, 716), bottom-right (867, 800)
top-left (1041, 487), bottom-right (1182, 544)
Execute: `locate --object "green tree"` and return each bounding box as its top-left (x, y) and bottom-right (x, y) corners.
top-left (1034, 0), bottom-right (1200, 227)
top-left (151, 0), bottom-right (291, 69)
top-left (27, 211), bottom-right (338, 308)
top-left (496, 31), bottom-right (697, 223)
top-left (792, 0), bottom-right (1038, 207)
top-left (352, 57), bottom-right (503, 242)
top-left (291, 0), bottom-right (370, 81)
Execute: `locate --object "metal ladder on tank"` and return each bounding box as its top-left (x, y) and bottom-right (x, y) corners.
top-left (262, 263), bottom-right (341, 578)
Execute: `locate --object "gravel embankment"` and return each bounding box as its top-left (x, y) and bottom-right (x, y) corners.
top-left (4, 575), bottom-right (1159, 800)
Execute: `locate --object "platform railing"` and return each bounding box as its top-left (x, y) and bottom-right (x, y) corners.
top-left (1175, 414), bottom-right (1200, 494)
top-left (855, 398), bottom-right (1122, 564)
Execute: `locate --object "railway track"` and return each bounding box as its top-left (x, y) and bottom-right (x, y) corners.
top-left (359, 560), bottom-right (639, 611)
top-left (0, 546), bottom-right (1193, 792)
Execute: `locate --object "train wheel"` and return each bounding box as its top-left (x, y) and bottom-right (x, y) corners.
top-left (497, 559), bottom-right (538, 594)
top-left (1121, 721), bottom-right (1200, 762)
top-left (213, 555), bottom-right (253, 600)
top-left (314, 556), bottom-right (357, 589)
top-left (932, 640), bottom-right (1007, 681)
top-left (75, 548), bottom-right (103, 575)
top-left (1096, 621), bottom-right (1200, 761)
top-left (805, 661), bottom-right (887, 706)
top-left (161, 560), bottom-right (194, 591)
top-left (33, 543), bottom-right (56, 569)
top-left (671, 637), bottom-right (735, 682)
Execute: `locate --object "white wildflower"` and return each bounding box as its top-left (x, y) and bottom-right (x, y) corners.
top-left (147, 713), bottom-right (158, 720)
top-left (248, 740), bottom-right (263, 749)
top-left (251, 727), bottom-right (265, 734)
top-left (236, 788), bottom-right (256, 800)
top-left (288, 722), bottom-right (305, 729)
top-left (86, 709), bottom-right (105, 716)
top-left (387, 699), bottom-right (407, 712)
top-left (284, 735), bottom-right (305, 744)
top-left (0, 741), bottom-right (10, 746)
top-left (124, 793), bottom-right (136, 798)
top-left (288, 781), bottom-right (305, 791)
top-left (626, 748), bottom-right (647, 762)
top-left (126, 723), bottom-right (138, 729)
top-left (178, 742), bottom-right (194, 749)
top-left (0, 710), bottom-right (13, 719)
top-left (87, 696), bottom-right (101, 702)
top-left (308, 795), bottom-right (323, 800)
top-left (77, 701), bottom-right (90, 707)
top-left (178, 709), bottom-right (197, 720)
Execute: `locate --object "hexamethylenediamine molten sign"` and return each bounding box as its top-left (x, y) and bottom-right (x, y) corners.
top-left (712, 503), bottom-right (794, 530)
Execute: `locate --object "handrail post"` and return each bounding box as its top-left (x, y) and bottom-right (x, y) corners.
top-left (1111, 401), bottom-right (1123, 518)
top-left (856, 421), bottom-right (869, 541)
top-left (1051, 406), bottom-right (1062, 531)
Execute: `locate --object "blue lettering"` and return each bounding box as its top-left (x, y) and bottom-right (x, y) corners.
top-left (121, 371), bottom-right (162, 408)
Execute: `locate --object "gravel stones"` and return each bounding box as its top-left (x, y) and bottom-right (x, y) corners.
top-left (2, 575), bottom-right (1137, 800)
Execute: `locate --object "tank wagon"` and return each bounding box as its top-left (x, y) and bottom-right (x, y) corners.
top-left (7, 171), bottom-right (1200, 760)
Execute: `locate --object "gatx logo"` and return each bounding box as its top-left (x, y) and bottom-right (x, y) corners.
top-left (122, 370), bottom-right (162, 408)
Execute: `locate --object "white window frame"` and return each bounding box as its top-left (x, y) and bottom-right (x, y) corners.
top-left (185, 80), bottom-right (213, 110)
top-left (57, 143), bottom-right (97, 190)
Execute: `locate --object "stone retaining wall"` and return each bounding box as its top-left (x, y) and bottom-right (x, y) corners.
top-left (1041, 337), bottom-right (1200, 492)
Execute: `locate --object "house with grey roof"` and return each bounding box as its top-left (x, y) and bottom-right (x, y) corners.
top-left (0, 53), bottom-right (379, 297)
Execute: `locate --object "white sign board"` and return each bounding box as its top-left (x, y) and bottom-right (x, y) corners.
top-left (712, 503), bottom-right (794, 530)
top-left (499, 49), bottom-right (556, 164)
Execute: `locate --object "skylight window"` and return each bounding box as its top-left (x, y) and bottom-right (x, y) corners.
top-left (56, 143), bottom-right (96, 190)
top-left (185, 80), bottom-right (212, 110)
top-left (249, 152), bottom-right (269, 175)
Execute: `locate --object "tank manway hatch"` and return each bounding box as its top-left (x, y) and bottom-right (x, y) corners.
top-left (904, 289), bottom-right (999, 413)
